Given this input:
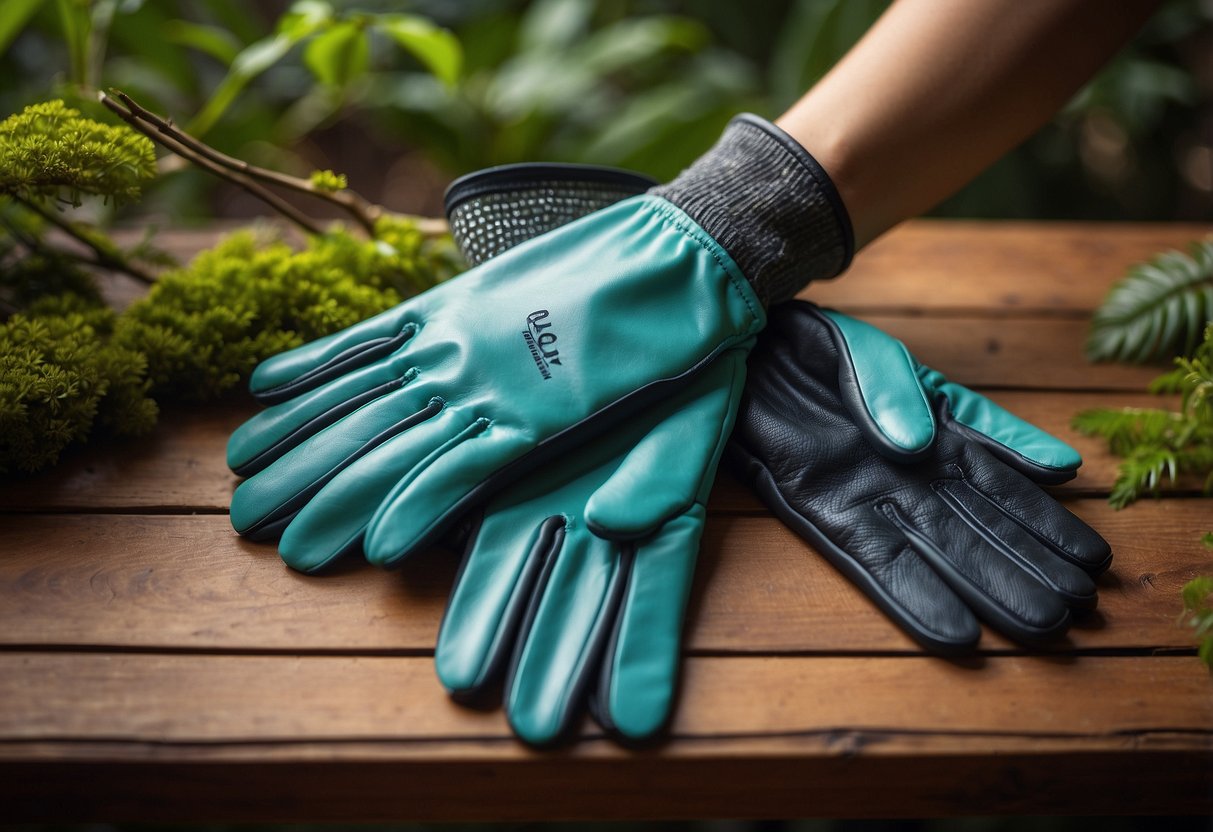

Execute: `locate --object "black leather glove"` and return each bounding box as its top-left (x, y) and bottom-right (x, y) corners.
top-left (728, 301), bottom-right (1112, 652)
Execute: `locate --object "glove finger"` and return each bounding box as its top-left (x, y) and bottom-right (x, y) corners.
top-left (953, 443), bottom-right (1112, 576)
top-left (437, 513), bottom-right (564, 699)
top-left (228, 380), bottom-right (445, 539)
top-left (880, 497), bottom-right (1074, 644)
top-left (929, 375), bottom-right (1081, 484)
top-left (249, 302), bottom-right (424, 404)
top-left (504, 529), bottom-right (624, 747)
top-left (729, 443), bottom-right (982, 653)
top-left (932, 478), bottom-right (1098, 608)
top-left (818, 308), bottom-right (936, 462)
top-left (363, 420), bottom-right (533, 566)
top-left (586, 350), bottom-right (746, 539)
top-left (227, 354), bottom-right (419, 476)
top-left (275, 403), bottom-right (488, 573)
top-left (589, 506), bottom-right (702, 742)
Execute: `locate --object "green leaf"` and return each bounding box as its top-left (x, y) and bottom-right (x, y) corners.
top-left (377, 14), bottom-right (462, 87)
top-left (304, 21), bottom-right (369, 88)
top-left (186, 1), bottom-right (334, 138)
top-left (163, 20), bottom-right (242, 65)
top-left (309, 170), bottom-right (347, 192)
top-left (1087, 240), bottom-right (1213, 364)
top-left (0, 0), bottom-right (43, 56)
top-left (574, 16), bottom-right (707, 76)
top-left (277, 0), bottom-right (333, 37)
top-left (1202, 531), bottom-right (1213, 549)
top-left (56, 0), bottom-right (92, 87)
top-left (518, 0), bottom-right (592, 52)
top-left (769, 0), bottom-right (889, 109)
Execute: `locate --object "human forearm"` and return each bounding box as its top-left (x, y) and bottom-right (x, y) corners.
top-left (777, 0), bottom-right (1162, 247)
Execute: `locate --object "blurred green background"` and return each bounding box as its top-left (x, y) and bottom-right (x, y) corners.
top-left (1, 0), bottom-right (1210, 222)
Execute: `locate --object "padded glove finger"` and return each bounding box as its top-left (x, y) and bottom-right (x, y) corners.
top-left (437, 350), bottom-right (746, 746)
top-left (730, 302), bottom-right (1112, 653)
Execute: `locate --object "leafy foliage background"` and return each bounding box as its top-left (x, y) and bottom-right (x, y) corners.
top-left (1, 0), bottom-right (1210, 222)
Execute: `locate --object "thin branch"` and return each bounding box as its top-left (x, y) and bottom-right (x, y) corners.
top-left (99, 90), bottom-right (451, 239)
top-left (12, 195), bottom-right (157, 285)
top-left (100, 92), bottom-right (327, 237)
top-left (116, 91), bottom-right (384, 236)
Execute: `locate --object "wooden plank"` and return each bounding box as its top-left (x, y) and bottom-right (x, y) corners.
top-left (806, 220), bottom-right (1212, 314)
top-left (1, 500), bottom-right (1206, 653)
top-left (865, 315), bottom-right (1162, 391)
top-left (0, 390), bottom-right (1181, 513)
top-left (0, 653), bottom-right (1208, 819)
top-left (0, 403), bottom-right (246, 513)
top-left (1, 653), bottom-right (1207, 745)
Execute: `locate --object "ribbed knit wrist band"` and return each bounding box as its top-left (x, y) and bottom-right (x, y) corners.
top-left (650, 113), bottom-right (854, 307)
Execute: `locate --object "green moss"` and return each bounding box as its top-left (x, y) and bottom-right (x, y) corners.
top-left (0, 100), bottom-right (157, 206)
top-left (116, 222), bottom-right (459, 401)
top-left (0, 295), bottom-right (156, 474)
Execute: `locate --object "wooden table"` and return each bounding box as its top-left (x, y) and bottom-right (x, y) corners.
top-left (2, 221), bottom-right (1211, 821)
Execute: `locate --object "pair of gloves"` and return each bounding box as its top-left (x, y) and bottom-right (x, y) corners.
top-left (226, 115), bottom-right (1111, 747)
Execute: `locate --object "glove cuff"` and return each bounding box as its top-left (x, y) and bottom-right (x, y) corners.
top-left (651, 114), bottom-right (854, 306)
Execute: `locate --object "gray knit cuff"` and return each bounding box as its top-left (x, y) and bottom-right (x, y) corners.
top-left (650, 114), bottom-right (853, 307)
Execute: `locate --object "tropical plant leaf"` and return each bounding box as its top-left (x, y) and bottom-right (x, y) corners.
top-left (1086, 239), bottom-right (1213, 364)
top-left (303, 20), bottom-right (369, 88)
top-left (0, 0), bottom-right (44, 57)
top-left (378, 14), bottom-right (462, 88)
top-left (186, 0), bottom-right (334, 138)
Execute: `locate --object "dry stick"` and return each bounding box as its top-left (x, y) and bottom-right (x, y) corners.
top-left (111, 92), bottom-right (383, 236)
top-left (12, 195), bottom-right (157, 285)
top-left (100, 94), bottom-right (326, 237)
top-left (106, 91), bottom-right (448, 238)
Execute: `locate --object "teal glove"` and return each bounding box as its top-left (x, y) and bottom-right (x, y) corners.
top-left (226, 115), bottom-right (852, 570)
top-left (437, 349), bottom-right (748, 746)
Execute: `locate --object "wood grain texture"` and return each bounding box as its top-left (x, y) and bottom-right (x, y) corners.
top-left (0, 402), bottom-right (247, 512)
top-left (1, 652), bottom-right (1207, 743)
top-left (861, 315), bottom-right (1162, 390)
top-left (1, 500), bottom-right (1207, 653)
top-left (0, 653), bottom-right (1208, 819)
top-left (806, 221), bottom-right (1212, 313)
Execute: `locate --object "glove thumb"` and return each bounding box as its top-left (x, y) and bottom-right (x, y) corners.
top-left (819, 308), bottom-right (937, 462)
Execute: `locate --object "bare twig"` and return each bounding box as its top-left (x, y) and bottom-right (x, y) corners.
top-left (114, 92), bottom-right (384, 236)
top-left (12, 195), bottom-right (157, 285)
top-left (101, 90), bottom-right (452, 239)
top-left (100, 91), bottom-right (328, 237)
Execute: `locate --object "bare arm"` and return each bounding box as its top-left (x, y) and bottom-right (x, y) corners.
top-left (777, 0), bottom-right (1163, 248)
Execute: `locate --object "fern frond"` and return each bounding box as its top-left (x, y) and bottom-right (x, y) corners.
top-left (1108, 444), bottom-right (1180, 507)
top-left (1072, 406), bottom-right (1184, 456)
top-left (1086, 240), bottom-right (1213, 364)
